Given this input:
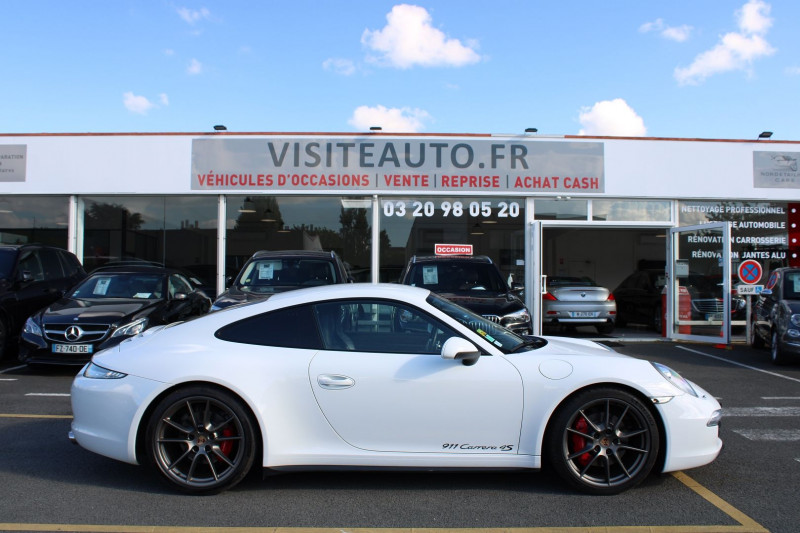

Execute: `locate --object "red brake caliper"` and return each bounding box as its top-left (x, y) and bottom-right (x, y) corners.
top-left (571, 416), bottom-right (591, 466)
top-left (219, 426), bottom-right (234, 457)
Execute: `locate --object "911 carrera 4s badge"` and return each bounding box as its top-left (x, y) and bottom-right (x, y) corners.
top-left (443, 443), bottom-right (514, 451)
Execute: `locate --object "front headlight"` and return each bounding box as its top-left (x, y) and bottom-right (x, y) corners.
top-left (790, 314), bottom-right (800, 328)
top-left (502, 307), bottom-right (531, 325)
top-left (110, 317), bottom-right (148, 339)
top-left (652, 362), bottom-right (698, 397)
top-left (83, 362), bottom-right (127, 379)
top-left (23, 317), bottom-right (42, 337)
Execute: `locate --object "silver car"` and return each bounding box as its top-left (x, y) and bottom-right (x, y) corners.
top-left (542, 276), bottom-right (617, 334)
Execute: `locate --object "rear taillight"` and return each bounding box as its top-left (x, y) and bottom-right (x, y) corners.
top-left (543, 293), bottom-right (558, 301)
top-left (607, 293), bottom-right (615, 301)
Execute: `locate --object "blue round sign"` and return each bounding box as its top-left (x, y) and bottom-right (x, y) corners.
top-left (738, 260), bottom-right (762, 285)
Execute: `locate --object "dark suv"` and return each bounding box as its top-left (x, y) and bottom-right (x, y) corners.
top-left (0, 244), bottom-right (87, 360)
top-left (212, 250), bottom-right (353, 311)
top-left (751, 267), bottom-right (800, 365)
top-left (399, 255), bottom-right (532, 335)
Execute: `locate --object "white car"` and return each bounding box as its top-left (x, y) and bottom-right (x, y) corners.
top-left (70, 283), bottom-right (722, 495)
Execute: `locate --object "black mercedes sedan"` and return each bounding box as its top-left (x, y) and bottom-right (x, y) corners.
top-left (18, 264), bottom-right (211, 365)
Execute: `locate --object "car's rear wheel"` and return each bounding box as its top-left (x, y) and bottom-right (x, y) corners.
top-left (0, 317), bottom-right (7, 360)
top-left (546, 387), bottom-right (659, 495)
top-left (771, 330), bottom-right (789, 365)
top-left (596, 322), bottom-right (614, 335)
top-left (145, 385), bottom-right (257, 494)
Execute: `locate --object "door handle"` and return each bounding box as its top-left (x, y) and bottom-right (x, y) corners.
top-left (317, 374), bottom-right (355, 389)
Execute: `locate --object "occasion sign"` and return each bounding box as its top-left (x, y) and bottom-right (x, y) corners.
top-left (191, 137), bottom-right (604, 193)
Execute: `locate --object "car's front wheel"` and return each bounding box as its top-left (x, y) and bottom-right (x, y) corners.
top-left (771, 329), bottom-right (790, 365)
top-left (145, 385), bottom-right (257, 493)
top-left (545, 387), bottom-right (659, 495)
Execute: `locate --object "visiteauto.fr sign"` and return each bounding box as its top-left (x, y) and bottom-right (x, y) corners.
top-left (191, 137), bottom-right (604, 193)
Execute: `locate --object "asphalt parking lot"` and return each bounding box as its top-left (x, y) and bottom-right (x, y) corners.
top-left (1, 338), bottom-right (798, 533)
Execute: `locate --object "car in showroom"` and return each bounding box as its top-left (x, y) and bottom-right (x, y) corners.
top-left (750, 267), bottom-right (800, 365)
top-left (211, 250), bottom-right (352, 311)
top-left (542, 276), bottom-right (616, 334)
top-left (614, 268), bottom-right (745, 333)
top-left (0, 244), bottom-right (87, 360)
top-left (398, 255), bottom-right (532, 335)
top-left (70, 283), bottom-right (722, 495)
top-left (19, 263), bottom-right (211, 365)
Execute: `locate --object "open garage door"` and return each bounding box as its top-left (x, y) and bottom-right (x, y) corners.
top-left (667, 222), bottom-right (732, 344)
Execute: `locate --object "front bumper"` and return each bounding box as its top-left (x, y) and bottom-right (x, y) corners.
top-left (70, 366), bottom-right (166, 465)
top-left (657, 380), bottom-right (723, 473)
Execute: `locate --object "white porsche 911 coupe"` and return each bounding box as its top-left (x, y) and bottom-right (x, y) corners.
top-left (70, 283), bottom-right (722, 495)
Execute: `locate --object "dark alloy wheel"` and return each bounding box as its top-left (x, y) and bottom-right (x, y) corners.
top-left (771, 330), bottom-right (789, 365)
top-left (146, 386), bottom-right (257, 494)
top-left (546, 387), bottom-right (659, 495)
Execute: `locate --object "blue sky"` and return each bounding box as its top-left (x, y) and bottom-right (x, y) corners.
top-left (2, 1), bottom-right (799, 140)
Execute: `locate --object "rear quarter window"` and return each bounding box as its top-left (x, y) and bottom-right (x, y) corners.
top-left (215, 304), bottom-right (322, 349)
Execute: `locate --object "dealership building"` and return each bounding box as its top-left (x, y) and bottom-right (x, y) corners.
top-left (1, 131), bottom-right (798, 344)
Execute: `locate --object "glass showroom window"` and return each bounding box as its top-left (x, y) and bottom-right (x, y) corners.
top-left (592, 199), bottom-right (672, 222)
top-left (0, 196), bottom-right (69, 247)
top-left (225, 196), bottom-right (372, 282)
top-left (380, 197), bottom-right (525, 284)
top-left (81, 196), bottom-right (217, 289)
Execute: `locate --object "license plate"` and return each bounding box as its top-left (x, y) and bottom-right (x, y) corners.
top-left (52, 344), bottom-right (93, 354)
top-left (570, 311), bottom-right (599, 318)
top-left (706, 313), bottom-right (723, 322)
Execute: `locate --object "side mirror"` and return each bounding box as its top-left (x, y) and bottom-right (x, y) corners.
top-left (759, 288), bottom-right (772, 296)
top-left (441, 337), bottom-right (481, 366)
top-left (173, 292), bottom-right (187, 301)
top-left (18, 270), bottom-right (34, 284)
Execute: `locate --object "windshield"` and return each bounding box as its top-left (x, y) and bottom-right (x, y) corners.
top-left (784, 271), bottom-right (800, 299)
top-left (426, 292), bottom-right (535, 353)
top-left (237, 257), bottom-right (340, 293)
top-left (408, 261), bottom-right (508, 293)
top-left (71, 273), bottom-right (164, 299)
top-left (0, 249), bottom-right (17, 279)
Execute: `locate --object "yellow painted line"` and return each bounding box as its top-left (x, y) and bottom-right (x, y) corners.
top-left (0, 413), bottom-right (72, 419)
top-left (672, 471), bottom-right (769, 532)
top-left (0, 471), bottom-right (771, 533)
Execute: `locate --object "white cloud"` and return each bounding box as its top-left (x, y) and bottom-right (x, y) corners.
top-left (348, 105), bottom-right (431, 132)
top-left (639, 18), bottom-right (693, 42)
top-left (323, 57), bottom-right (357, 76)
top-left (674, 0), bottom-right (775, 85)
top-left (176, 6), bottom-right (210, 25)
top-left (123, 92), bottom-right (155, 115)
top-left (187, 58), bottom-right (203, 75)
top-left (578, 99), bottom-right (647, 137)
top-left (361, 4), bottom-right (481, 68)
top-left (159, 93), bottom-right (169, 106)
top-left (785, 66), bottom-right (800, 76)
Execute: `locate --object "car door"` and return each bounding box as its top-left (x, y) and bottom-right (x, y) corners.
top-left (308, 299), bottom-right (524, 454)
top-left (11, 248), bottom-right (62, 324)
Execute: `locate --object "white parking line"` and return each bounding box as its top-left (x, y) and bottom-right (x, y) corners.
top-left (724, 407), bottom-right (800, 416)
top-left (734, 429), bottom-right (800, 441)
top-left (25, 393), bottom-right (70, 397)
top-left (763, 397), bottom-right (800, 400)
top-left (0, 378), bottom-right (18, 381)
top-left (676, 345), bottom-right (800, 384)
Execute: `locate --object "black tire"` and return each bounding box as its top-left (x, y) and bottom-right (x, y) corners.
top-left (0, 317), bottom-right (8, 361)
top-left (771, 330), bottom-right (789, 365)
top-left (545, 387), bottom-right (659, 495)
top-left (750, 319), bottom-right (764, 349)
top-left (145, 385), bottom-right (257, 494)
top-left (652, 304), bottom-right (663, 334)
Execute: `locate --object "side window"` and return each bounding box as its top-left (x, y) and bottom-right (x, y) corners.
top-left (169, 274), bottom-right (193, 297)
top-left (18, 250), bottom-right (44, 281)
top-left (215, 304), bottom-right (322, 349)
top-left (314, 299), bottom-right (457, 354)
top-left (58, 251), bottom-right (81, 278)
top-left (39, 248), bottom-right (65, 281)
